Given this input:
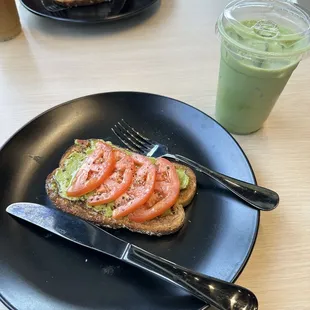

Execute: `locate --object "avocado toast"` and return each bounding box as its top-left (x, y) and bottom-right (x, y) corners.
top-left (46, 139), bottom-right (197, 236)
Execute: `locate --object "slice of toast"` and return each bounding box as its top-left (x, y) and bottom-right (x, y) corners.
top-left (45, 142), bottom-right (197, 236)
top-left (54, 0), bottom-right (109, 8)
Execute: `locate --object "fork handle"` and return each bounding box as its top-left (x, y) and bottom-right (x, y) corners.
top-left (166, 154), bottom-right (279, 211)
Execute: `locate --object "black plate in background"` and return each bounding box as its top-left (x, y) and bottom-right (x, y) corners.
top-left (20, 0), bottom-right (159, 23)
top-left (0, 92), bottom-right (259, 310)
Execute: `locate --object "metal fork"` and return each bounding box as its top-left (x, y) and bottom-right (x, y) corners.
top-left (112, 120), bottom-right (279, 212)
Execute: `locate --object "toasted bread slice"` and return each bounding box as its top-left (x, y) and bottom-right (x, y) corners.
top-left (54, 0), bottom-right (109, 7)
top-left (45, 142), bottom-right (197, 236)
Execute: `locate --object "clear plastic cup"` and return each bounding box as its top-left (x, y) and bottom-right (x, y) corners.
top-left (215, 0), bottom-right (310, 135)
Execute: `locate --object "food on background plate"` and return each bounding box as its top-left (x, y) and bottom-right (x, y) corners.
top-left (46, 139), bottom-right (197, 236)
top-left (54, 0), bottom-right (111, 8)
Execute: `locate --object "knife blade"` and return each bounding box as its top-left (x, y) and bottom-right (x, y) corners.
top-left (6, 202), bottom-right (258, 310)
top-left (6, 202), bottom-right (129, 259)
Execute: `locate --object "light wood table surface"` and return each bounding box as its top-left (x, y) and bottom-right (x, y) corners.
top-left (1, 1), bottom-right (310, 309)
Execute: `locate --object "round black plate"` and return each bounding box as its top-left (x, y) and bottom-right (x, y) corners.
top-left (20, 0), bottom-right (159, 23)
top-left (0, 92), bottom-right (259, 310)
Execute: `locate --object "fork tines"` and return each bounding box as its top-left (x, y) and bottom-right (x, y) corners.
top-left (112, 120), bottom-right (153, 154)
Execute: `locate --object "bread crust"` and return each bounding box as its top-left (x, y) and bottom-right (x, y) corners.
top-left (45, 141), bottom-right (196, 236)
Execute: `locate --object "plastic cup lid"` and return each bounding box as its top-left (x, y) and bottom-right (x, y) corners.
top-left (216, 0), bottom-right (310, 58)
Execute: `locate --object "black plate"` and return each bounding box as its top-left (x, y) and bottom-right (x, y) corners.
top-left (0, 92), bottom-right (259, 310)
top-left (20, 0), bottom-right (159, 23)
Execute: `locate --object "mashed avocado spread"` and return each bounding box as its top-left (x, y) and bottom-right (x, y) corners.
top-left (54, 139), bottom-right (189, 216)
top-left (176, 168), bottom-right (189, 190)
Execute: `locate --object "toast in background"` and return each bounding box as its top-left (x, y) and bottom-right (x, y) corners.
top-left (54, 0), bottom-right (110, 8)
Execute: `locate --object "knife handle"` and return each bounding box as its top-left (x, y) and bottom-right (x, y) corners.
top-left (123, 245), bottom-right (258, 310)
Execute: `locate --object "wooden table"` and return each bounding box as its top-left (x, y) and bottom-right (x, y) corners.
top-left (1, 1), bottom-right (310, 309)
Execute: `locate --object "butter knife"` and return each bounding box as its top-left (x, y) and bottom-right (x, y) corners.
top-left (6, 202), bottom-right (258, 310)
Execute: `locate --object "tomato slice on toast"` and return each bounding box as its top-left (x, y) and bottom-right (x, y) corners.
top-left (87, 150), bottom-right (134, 205)
top-left (66, 142), bottom-right (115, 197)
top-left (112, 154), bottom-right (156, 219)
top-left (128, 158), bottom-right (180, 223)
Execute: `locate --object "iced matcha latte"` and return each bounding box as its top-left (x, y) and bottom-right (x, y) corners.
top-left (215, 1), bottom-right (310, 134)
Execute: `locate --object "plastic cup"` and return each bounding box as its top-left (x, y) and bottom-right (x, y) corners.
top-left (0, 1), bottom-right (22, 42)
top-left (215, 0), bottom-right (310, 135)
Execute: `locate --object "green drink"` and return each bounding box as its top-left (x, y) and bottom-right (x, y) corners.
top-left (215, 1), bottom-right (310, 134)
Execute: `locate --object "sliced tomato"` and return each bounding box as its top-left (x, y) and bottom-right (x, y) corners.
top-left (66, 141), bottom-right (115, 197)
top-left (87, 150), bottom-right (135, 206)
top-left (112, 154), bottom-right (156, 219)
top-left (128, 158), bottom-right (180, 223)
